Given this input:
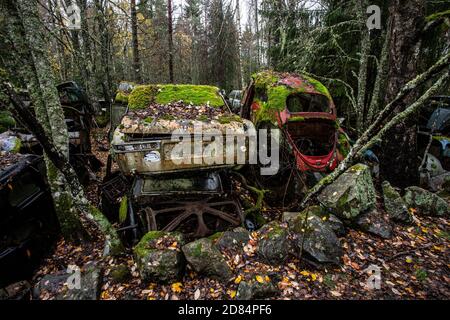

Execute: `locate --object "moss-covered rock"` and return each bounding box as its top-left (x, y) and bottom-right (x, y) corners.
top-left (354, 208), bottom-right (393, 239)
top-left (133, 231), bottom-right (185, 283)
top-left (182, 238), bottom-right (232, 282)
top-left (236, 276), bottom-right (279, 300)
top-left (110, 265), bottom-right (131, 284)
top-left (403, 186), bottom-right (450, 217)
top-left (256, 221), bottom-right (291, 265)
top-left (317, 163), bottom-right (376, 220)
top-left (283, 206), bottom-right (346, 237)
top-left (213, 227), bottom-right (250, 254)
top-left (290, 208), bottom-right (343, 265)
top-left (382, 181), bottom-right (413, 224)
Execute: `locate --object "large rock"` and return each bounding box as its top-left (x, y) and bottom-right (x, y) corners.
top-left (382, 181), bottom-right (413, 224)
top-left (354, 208), bottom-right (393, 239)
top-left (256, 221), bottom-right (291, 265)
top-left (236, 276), bottom-right (279, 300)
top-left (284, 206), bottom-right (346, 237)
top-left (134, 231), bottom-right (185, 283)
top-left (318, 164), bottom-right (376, 219)
top-left (213, 227), bottom-right (250, 254)
top-left (182, 238), bottom-right (232, 282)
top-left (290, 208), bottom-right (343, 265)
top-left (404, 186), bottom-right (450, 217)
top-left (33, 262), bottom-right (102, 300)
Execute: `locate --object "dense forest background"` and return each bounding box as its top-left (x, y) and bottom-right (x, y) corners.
top-left (1, 0), bottom-right (448, 117)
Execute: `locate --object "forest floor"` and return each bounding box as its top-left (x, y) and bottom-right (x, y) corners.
top-left (32, 128), bottom-right (450, 300)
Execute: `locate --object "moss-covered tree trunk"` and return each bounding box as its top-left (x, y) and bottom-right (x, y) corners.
top-left (1, 0), bottom-right (123, 254)
top-left (2, 0), bottom-right (85, 242)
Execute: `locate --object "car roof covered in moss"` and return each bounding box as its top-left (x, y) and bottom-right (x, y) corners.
top-left (127, 84), bottom-right (225, 110)
top-left (249, 71), bottom-right (335, 124)
top-left (252, 70), bottom-right (332, 103)
top-left (116, 84), bottom-right (249, 135)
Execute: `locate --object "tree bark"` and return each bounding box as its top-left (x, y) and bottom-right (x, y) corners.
top-left (379, 0), bottom-right (426, 188)
top-left (167, 0), bottom-right (174, 83)
top-left (131, 0), bottom-right (141, 83)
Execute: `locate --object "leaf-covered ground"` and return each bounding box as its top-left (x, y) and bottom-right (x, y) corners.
top-left (32, 128), bottom-right (450, 300)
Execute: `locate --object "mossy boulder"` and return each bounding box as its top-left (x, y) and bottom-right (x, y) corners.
top-left (290, 208), bottom-right (343, 265)
top-left (382, 181), bottom-right (413, 224)
top-left (317, 163), bottom-right (376, 220)
top-left (110, 265), bottom-right (131, 284)
top-left (283, 206), bottom-right (345, 237)
top-left (403, 186), bottom-right (450, 217)
top-left (213, 227), bottom-right (250, 254)
top-left (236, 276), bottom-right (279, 300)
top-left (354, 208), bottom-right (393, 239)
top-left (256, 221), bottom-right (291, 265)
top-left (133, 231), bottom-right (185, 283)
top-left (182, 238), bottom-right (232, 282)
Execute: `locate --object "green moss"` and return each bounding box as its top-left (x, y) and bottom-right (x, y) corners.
top-left (289, 116), bottom-right (305, 122)
top-left (252, 70), bottom-right (278, 91)
top-left (127, 84), bottom-right (224, 110)
top-left (197, 114), bottom-right (209, 122)
top-left (192, 241), bottom-right (204, 257)
top-left (160, 114), bottom-right (176, 121)
top-left (115, 91), bottom-right (129, 104)
top-left (128, 85), bottom-right (158, 110)
top-left (251, 71), bottom-right (334, 126)
top-left (119, 196), bottom-right (128, 223)
top-left (155, 84), bottom-right (223, 107)
top-left (11, 137), bottom-right (21, 153)
top-left (303, 75), bottom-right (332, 99)
top-left (426, 9), bottom-right (450, 22)
top-left (217, 114), bottom-right (243, 124)
top-left (144, 117), bottom-right (154, 124)
top-left (208, 232), bottom-right (223, 242)
top-left (0, 110), bottom-right (15, 133)
top-left (134, 231), bottom-right (165, 257)
top-left (337, 133), bottom-right (351, 158)
top-left (432, 135), bottom-right (450, 142)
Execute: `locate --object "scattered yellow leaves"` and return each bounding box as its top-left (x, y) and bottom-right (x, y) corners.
top-left (171, 282), bottom-right (183, 293)
top-left (100, 291), bottom-right (110, 299)
top-left (300, 270), bottom-right (310, 277)
top-left (255, 275), bottom-right (265, 283)
top-left (228, 290), bottom-right (237, 299)
top-left (405, 256), bottom-right (413, 264)
top-left (234, 275), bottom-right (242, 284)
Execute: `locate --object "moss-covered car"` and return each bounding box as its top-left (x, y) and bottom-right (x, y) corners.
top-left (241, 70), bottom-right (350, 173)
top-left (111, 84), bottom-right (254, 175)
top-left (106, 84), bottom-right (252, 242)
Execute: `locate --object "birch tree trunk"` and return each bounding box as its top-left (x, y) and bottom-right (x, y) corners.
top-left (1, 0), bottom-right (123, 254)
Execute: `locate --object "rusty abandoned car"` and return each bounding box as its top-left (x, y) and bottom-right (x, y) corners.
top-left (239, 71), bottom-right (350, 203)
top-left (102, 84), bottom-right (255, 243)
top-left (0, 154), bottom-right (58, 288)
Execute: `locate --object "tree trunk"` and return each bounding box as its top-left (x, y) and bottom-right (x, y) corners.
top-left (167, 0), bottom-right (174, 83)
top-left (379, 0), bottom-right (426, 188)
top-left (131, 0), bottom-right (141, 83)
top-left (1, 0), bottom-right (123, 253)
